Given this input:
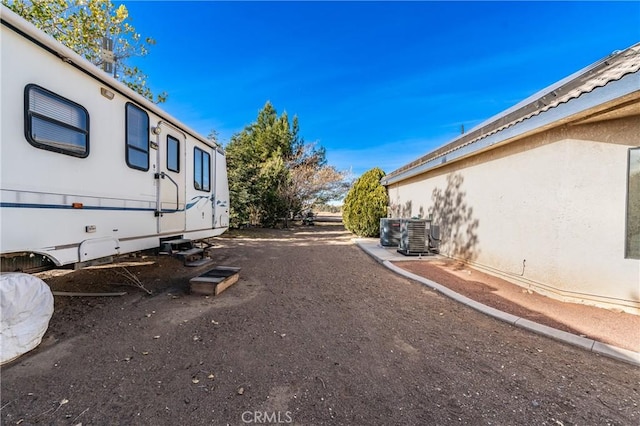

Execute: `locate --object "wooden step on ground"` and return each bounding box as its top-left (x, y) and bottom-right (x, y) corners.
top-left (189, 266), bottom-right (241, 296)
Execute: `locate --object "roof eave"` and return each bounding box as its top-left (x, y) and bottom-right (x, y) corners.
top-left (383, 43), bottom-right (640, 186)
top-left (382, 71), bottom-right (640, 186)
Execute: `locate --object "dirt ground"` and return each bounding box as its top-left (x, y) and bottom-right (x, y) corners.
top-left (1, 222), bottom-right (639, 425)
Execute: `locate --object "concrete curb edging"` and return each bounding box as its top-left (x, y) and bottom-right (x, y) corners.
top-left (365, 250), bottom-right (640, 367)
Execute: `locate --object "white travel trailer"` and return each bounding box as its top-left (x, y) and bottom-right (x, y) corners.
top-left (0, 6), bottom-right (230, 271)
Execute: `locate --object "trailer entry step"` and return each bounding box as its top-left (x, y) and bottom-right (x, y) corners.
top-left (159, 238), bottom-right (193, 255)
top-left (190, 266), bottom-right (241, 296)
top-left (184, 258), bottom-right (214, 268)
top-left (175, 248), bottom-right (204, 257)
top-left (164, 238), bottom-right (191, 245)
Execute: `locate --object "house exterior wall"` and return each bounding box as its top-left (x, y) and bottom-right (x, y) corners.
top-left (387, 115), bottom-right (640, 314)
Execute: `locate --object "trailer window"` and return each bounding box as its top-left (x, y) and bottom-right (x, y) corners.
top-left (194, 147), bottom-right (210, 191)
top-left (125, 103), bottom-right (149, 171)
top-left (167, 135), bottom-right (180, 173)
top-left (25, 85), bottom-right (89, 157)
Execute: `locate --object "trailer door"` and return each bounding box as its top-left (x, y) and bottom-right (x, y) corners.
top-left (181, 143), bottom-right (214, 233)
top-left (213, 149), bottom-right (229, 229)
top-left (157, 131), bottom-right (186, 233)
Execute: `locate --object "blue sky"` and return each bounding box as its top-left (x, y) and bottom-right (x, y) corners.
top-left (122, 1), bottom-right (640, 177)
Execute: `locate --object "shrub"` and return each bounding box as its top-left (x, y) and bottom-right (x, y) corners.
top-left (342, 167), bottom-right (388, 237)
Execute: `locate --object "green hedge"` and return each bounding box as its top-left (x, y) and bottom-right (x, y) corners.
top-left (342, 167), bottom-right (388, 237)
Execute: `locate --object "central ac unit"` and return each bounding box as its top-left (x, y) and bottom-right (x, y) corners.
top-left (380, 218), bottom-right (402, 247)
top-left (427, 223), bottom-right (441, 254)
top-left (397, 219), bottom-right (428, 255)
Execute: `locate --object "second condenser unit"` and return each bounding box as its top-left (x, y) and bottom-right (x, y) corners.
top-left (397, 219), bottom-right (428, 255)
top-left (395, 218), bottom-right (441, 256)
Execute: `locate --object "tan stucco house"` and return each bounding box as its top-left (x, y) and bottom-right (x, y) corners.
top-left (382, 43), bottom-right (640, 315)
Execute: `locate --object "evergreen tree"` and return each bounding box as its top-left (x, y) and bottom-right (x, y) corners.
top-left (343, 167), bottom-right (388, 237)
top-left (226, 101), bottom-right (349, 228)
top-left (226, 102), bottom-right (297, 227)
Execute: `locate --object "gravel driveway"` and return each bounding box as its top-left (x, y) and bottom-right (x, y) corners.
top-left (1, 222), bottom-right (638, 425)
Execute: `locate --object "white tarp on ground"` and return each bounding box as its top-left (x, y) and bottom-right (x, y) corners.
top-left (0, 273), bottom-right (54, 364)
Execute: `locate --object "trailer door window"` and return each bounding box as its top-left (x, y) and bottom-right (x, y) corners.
top-left (125, 103), bottom-right (149, 171)
top-left (167, 135), bottom-right (180, 172)
top-left (25, 85), bottom-right (89, 157)
top-left (194, 147), bottom-right (210, 191)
